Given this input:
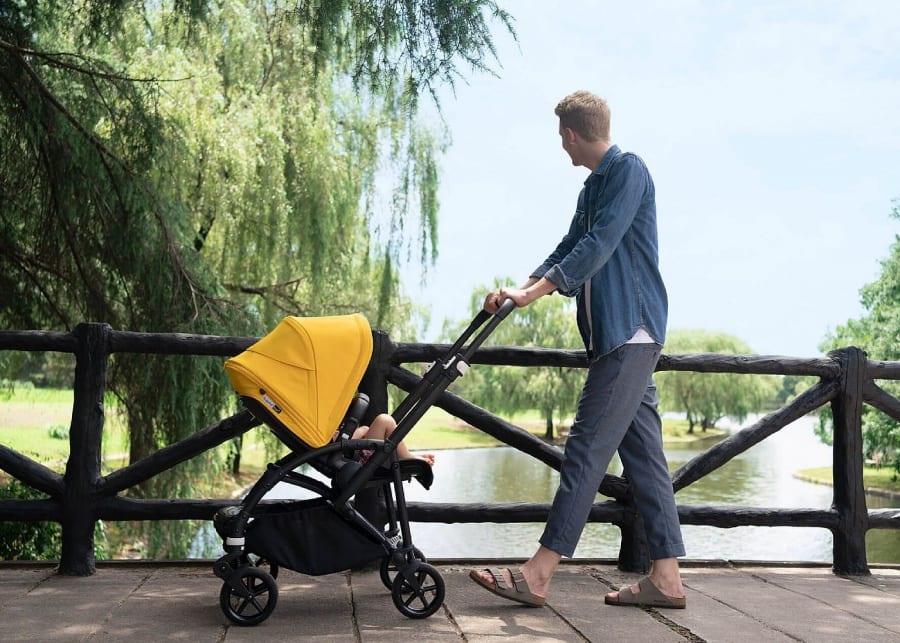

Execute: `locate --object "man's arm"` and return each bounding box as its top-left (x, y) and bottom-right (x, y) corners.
top-left (483, 276), bottom-right (557, 312)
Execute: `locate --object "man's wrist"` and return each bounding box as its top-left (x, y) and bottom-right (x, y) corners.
top-left (526, 278), bottom-right (557, 302)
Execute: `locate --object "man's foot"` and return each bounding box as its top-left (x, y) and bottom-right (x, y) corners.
top-left (469, 567), bottom-right (546, 607)
top-left (604, 576), bottom-right (686, 609)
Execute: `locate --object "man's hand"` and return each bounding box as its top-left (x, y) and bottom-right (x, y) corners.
top-left (482, 278), bottom-right (556, 313)
top-left (482, 289), bottom-right (507, 313)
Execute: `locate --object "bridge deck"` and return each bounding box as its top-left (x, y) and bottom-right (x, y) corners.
top-left (1, 561), bottom-right (899, 641)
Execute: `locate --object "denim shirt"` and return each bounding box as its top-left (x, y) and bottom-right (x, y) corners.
top-left (532, 145), bottom-right (667, 358)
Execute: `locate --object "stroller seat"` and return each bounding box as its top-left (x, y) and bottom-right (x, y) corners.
top-left (224, 313), bottom-right (433, 493)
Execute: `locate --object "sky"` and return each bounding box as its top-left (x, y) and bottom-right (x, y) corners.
top-left (395, 1), bottom-right (900, 358)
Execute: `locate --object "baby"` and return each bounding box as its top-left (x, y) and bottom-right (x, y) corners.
top-left (348, 413), bottom-right (435, 466)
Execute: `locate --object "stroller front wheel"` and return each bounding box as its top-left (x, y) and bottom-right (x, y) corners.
top-left (379, 546), bottom-right (425, 590)
top-left (391, 562), bottom-right (445, 619)
top-left (220, 566), bottom-right (279, 626)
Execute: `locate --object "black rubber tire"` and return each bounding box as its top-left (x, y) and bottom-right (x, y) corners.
top-left (219, 566), bottom-right (278, 626)
top-left (379, 546), bottom-right (425, 590)
top-left (391, 562), bottom-right (445, 619)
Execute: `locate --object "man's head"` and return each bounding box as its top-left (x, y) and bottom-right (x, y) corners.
top-left (555, 91), bottom-right (611, 169)
top-left (554, 91), bottom-right (610, 143)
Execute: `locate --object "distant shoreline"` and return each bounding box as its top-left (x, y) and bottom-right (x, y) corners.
top-left (794, 470), bottom-right (900, 501)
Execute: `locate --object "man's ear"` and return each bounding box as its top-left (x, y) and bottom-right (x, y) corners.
top-left (562, 126), bottom-right (579, 145)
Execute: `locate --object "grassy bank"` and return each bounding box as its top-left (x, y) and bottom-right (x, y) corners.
top-left (402, 409), bottom-right (727, 451)
top-left (796, 465), bottom-right (900, 496)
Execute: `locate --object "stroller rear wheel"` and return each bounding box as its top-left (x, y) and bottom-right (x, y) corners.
top-left (391, 562), bottom-right (445, 619)
top-left (379, 546), bottom-right (425, 590)
top-left (220, 566), bottom-right (279, 626)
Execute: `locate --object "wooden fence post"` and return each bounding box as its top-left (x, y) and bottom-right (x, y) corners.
top-left (59, 323), bottom-right (110, 575)
top-left (829, 346), bottom-right (869, 575)
top-left (616, 498), bottom-right (650, 573)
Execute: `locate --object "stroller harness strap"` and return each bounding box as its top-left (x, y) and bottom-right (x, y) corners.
top-left (224, 314), bottom-right (373, 448)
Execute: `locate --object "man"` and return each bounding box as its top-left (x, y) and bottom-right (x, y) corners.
top-left (470, 90), bottom-right (686, 609)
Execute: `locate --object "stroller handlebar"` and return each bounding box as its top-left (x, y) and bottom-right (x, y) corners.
top-left (441, 298), bottom-right (514, 360)
top-left (494, 297), bottom-right (517, 318)
top-left (455, 297), bottom-right (516, 362)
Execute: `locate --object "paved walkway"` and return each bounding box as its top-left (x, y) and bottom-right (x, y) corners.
top-left (1, 561), bottom-right (899, 641)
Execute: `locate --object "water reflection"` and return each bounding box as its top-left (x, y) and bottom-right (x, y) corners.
top-left (402, 415), bottom-right (897, 563)
top-left (193, 416), bottom-right (899, 563)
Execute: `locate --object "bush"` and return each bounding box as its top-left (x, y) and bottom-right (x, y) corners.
top-left (0, 479), bottom-right (61, 560)
top-left (47, 424), bottom-right (69, 440)
top-left (0, 480), bottom-right (109, 561)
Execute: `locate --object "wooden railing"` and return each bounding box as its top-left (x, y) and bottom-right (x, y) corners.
top-left (1, 323), bottom-right (899, 576)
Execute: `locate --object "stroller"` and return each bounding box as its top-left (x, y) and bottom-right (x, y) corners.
top-left (212, 301), bottom-right (514, 625)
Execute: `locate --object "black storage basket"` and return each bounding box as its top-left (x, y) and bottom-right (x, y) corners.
top-left (244, 498), bottom-right (385, 576)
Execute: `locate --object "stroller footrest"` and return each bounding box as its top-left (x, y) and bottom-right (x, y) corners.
top-left (333, 457), bottom-right (433, 491)
top-left (397, 459), bottom-right (433, 489)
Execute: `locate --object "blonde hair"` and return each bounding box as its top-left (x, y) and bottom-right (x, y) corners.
top-left (554, 91), bottom-right (610, 142)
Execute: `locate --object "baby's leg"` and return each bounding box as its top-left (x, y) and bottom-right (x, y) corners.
top-left (362, 414), bottom-right (434, 465)
top-left (364, 413), bottom-right (397, 440)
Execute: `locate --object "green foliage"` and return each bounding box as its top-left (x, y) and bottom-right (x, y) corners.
top-left (443, 279), bottom-right (583, 439)
top-left (0, 1), bottom-right (514, 557)
top-left (656, 330), bottom-right (779, 433)
top-left (0, 478), bottom-right (109, 561)
top-left (46, 424), bottom-right (69, 440)
top-left (0, 479), bottom-right (61, 560)
top-left (819, 203), bottom-right (900, 469)
top-left (774, 374), bottom-right (816, 406)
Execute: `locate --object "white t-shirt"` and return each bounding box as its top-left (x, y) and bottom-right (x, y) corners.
top-left (626, 327), bottom-right (655, 344)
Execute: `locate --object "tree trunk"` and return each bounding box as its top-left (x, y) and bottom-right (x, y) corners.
top-left (230, 435), bottom-right (242, 476)
top-left (544, 409), bottom-right (554, 441)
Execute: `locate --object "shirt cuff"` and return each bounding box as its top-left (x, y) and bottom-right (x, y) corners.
top-left (542, 265), bottom-right (572, 295)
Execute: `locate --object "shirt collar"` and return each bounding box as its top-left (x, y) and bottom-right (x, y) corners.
top-left (584, 144), bottom-right (620, 185)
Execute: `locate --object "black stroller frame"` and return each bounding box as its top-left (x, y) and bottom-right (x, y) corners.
top-left (213, 301), bottom-right (515, 625)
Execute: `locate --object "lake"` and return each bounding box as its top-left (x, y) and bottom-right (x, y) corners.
top-left (192, 415), bottom-right (900, 563)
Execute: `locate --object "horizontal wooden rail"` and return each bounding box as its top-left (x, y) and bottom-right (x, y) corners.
top-left (0, 324), bottom-right (898, 577)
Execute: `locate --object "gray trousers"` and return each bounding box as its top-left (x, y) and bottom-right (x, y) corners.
top-left (539, 343), bottom-right (685, 560)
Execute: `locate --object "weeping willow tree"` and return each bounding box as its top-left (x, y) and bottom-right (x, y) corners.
top-left (0, 0), bottom-right (514, 556)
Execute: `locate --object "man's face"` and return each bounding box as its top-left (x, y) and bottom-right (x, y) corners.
top-left (559, 124), bottom-right (579, 166)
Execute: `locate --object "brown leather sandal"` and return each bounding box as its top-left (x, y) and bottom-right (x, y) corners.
top-left (604, 576), bottom-right (686, 609)
top-left (469, 567), bottom-right (546, 607)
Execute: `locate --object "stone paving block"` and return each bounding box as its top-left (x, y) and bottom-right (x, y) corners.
top-left (442, 566), bottom-right (586, 642)
top-left (0, 567), bottom-right (54, 608)
top-left (675, 565), bottom-right (896, 643)
top-left (92, 567), bottom-right (223, 641)
top-left (0, 568), bottom-right (151, 641)
top-left (849, 566), bottom-right (900, 595)
top-left (549, 565), bottom-right (684, 642)
top-left (663, 568), bottom-right (798, 642)
top-left (745, 566), bottom-right (900, 637)
top-left (600, 567), bottom-right (795, 643)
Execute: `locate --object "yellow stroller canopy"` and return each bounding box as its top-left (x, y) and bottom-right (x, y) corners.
top-left (224, 314), bottom-right (373, 448)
